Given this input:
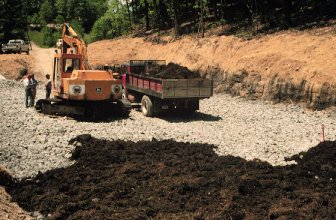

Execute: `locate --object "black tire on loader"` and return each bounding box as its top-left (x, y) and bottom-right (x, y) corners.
top-left (141, 95), bottom-right (154, 117)
top-left (35, 99), bottom-right (51, 114)
top-left (116, 99), bottom-right (131, 117)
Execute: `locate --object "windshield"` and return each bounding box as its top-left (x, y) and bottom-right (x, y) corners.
top-left (9, 40), bottom-right (23, 44)
top-left (64, 58), bottom-right (80, 72)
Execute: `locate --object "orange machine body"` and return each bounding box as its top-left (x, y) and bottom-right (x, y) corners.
top-left (51, 24), bottom-right (122, 102)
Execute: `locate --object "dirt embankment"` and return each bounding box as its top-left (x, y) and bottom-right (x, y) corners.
top-left (0, 43), bottom-right (54, 81)
top-left (88, 25), bottom-right (336, 109)
top-left (0, 55), bottom-right (32, 80)
top-left (4, 135), bottom-right (336, 219)
top-left (0, 166), bottom-right (32, 220)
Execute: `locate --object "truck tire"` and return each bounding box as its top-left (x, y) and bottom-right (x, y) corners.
top-left (141, 95), bottom-right (154, 117)
top-left (26, 50), bottom-right (29, 55)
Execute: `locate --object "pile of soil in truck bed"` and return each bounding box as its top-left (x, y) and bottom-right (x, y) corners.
top-left (147, 63), bottom-right (201, 79)
top-left (4, 135), bottom-right (336, 219)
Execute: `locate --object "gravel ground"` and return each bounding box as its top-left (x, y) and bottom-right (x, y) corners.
top-left (0, 79), bottom-right (335, 178)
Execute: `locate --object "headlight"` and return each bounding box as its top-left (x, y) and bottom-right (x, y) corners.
top-left (111, 84), bottom-right (121, 94)
top-left (70, 85), bottom-right (85, 95)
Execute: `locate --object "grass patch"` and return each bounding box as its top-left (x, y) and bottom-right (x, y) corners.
top-left (28, 31), bottom-right (50, 48)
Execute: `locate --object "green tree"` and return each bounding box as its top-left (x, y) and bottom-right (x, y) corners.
top-left (2, 0), bottom-right (27, 40)
top-left (38, 1), bottom-right (55, 24)
top-left (41, 26), bottom-right (54, 46)
top-left (90, 0), bottom-right (131, 41)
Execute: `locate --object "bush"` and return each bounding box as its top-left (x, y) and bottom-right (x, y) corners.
top-left (41, 27), bottom-right (54, 47)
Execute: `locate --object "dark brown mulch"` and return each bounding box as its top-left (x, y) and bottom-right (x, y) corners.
top-left (4, 135), bottom-right (336, 219)
top-left (147, 62), bottom-right (201, 79)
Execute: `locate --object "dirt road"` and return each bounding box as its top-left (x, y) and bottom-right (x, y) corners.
top-left (30, 43), bottom-right (54, 80)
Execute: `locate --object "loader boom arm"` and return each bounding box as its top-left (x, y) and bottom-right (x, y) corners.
top-left (61, 23), bottom-right (91, 70)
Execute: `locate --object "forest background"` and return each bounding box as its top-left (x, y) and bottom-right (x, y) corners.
top-left (0, 0), bottom-right (335, 47)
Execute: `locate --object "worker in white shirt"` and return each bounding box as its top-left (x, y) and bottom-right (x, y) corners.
top-left (23, 74), bottom-right (33, 108)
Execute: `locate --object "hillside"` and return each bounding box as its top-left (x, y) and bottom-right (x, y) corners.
top-left (88, 24), bottom-right (336, 109)
top-left (0, 24), bottom-right (335, 108)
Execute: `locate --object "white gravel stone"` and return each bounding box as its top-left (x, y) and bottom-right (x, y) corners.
top-left (0, 79), bottom-right (335, 178)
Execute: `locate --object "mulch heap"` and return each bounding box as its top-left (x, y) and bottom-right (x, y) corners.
top-left (4, 135), bottom-right (336, 219)
top-left (146, 62), bottom-right (201, 79)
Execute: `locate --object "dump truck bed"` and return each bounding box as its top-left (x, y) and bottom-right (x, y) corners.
top-left (126, 73), bottom-right (213, 99)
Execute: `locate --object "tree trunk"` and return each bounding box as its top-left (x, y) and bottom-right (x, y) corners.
top-left (221, 0), bottom-right (224, 31)
top-left (131, 0), bottom-right (136, 24)
top-left (125, 0), bottom-right (132, 24)
top-left (200, 0), bottom-right (204, 38)
top-left (144, 0), bottom-right (150, 30)
top-left (173, 0), bottom-right (180, 37)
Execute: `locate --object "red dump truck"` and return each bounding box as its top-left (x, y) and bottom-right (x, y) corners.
top-left (118, 60), bottom-right (213, 117)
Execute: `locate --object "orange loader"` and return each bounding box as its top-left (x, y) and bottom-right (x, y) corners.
top-left (35, 23), bottom-right (131, 118)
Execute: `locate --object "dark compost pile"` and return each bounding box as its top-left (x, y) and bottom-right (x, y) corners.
top-left (147, 63), bottom-right (201, 79)
top-left (4, 135), bottom-right (336, 219)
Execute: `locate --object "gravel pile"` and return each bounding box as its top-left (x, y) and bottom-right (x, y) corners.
top-left (0, 79), bottom-right (335, 178)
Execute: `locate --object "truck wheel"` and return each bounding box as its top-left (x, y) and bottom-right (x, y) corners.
top-left (18, 50), bottom-right (21, 54)
top-left (141, 95), bottom-right (154, 117)
top-left (26, 50), bottom-right (29, 55)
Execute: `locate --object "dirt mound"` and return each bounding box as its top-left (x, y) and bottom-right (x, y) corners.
top-left (88, 25), bottom-right (336, 108)
top-left (0, 54), bottom-right (33, 80)
top-left (88, 26), bottom-right (336, 85)
top-left (147, 63), bottom-right (201, 79)
top-left (5, 135), bottom-right (336, 219)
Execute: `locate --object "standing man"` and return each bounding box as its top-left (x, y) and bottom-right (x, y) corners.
top-left (30, 74), bottom-right (38, 106)
top-left (23, 74), bottom-right (33, 108)
top-left (45, 74), bottom-right (52, 99)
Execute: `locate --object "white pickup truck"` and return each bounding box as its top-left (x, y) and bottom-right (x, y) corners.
top-left (1, 39), bottom-right (30, 54)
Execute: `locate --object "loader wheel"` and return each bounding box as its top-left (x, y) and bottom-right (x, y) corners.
top-left (116, 99), bottom-right (131, 117)
top-left (35, 100), bottom-right (51, 114)
top-left (41, 102), bottom-right (52, 115)
top-left (141, 95), bottom-right (154, 117)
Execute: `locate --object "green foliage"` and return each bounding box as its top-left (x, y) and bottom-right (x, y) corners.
top-left (89, 0), bottom-right (131, 42)
top-left (41, 27), bottom-right (54, 47)
top-left (70, 20), bottom-right (85, 37)
top-left (2, 0), bottom-right (336, 43)
top-left (38, 1), bottom-right (54, 24)
top-left (1, 0), bottom-right (27, 41)
top-left (55, 15), bottom-right (65, 24)
top-left (29, 31), bottom-right (46, 47)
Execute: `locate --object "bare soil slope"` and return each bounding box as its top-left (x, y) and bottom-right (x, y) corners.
top-left (89, 26), bottom-right (336, 84)
top-left (0, 54), bottom-right (32, 80)
top-left (0, 43), bottom-right (53, 81)
top-left (88, 25), bottom-right (336, 108)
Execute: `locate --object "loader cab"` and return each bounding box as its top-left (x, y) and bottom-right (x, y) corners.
top-left (52, 53), bottom-right (82, 92)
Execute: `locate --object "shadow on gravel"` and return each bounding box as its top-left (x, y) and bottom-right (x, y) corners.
top-left (3, 135), bottom-right (336, 219)
top-left (72, 114), bottom-right (131, 123)
top-left (158, 111), bottom-right (222, 123)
